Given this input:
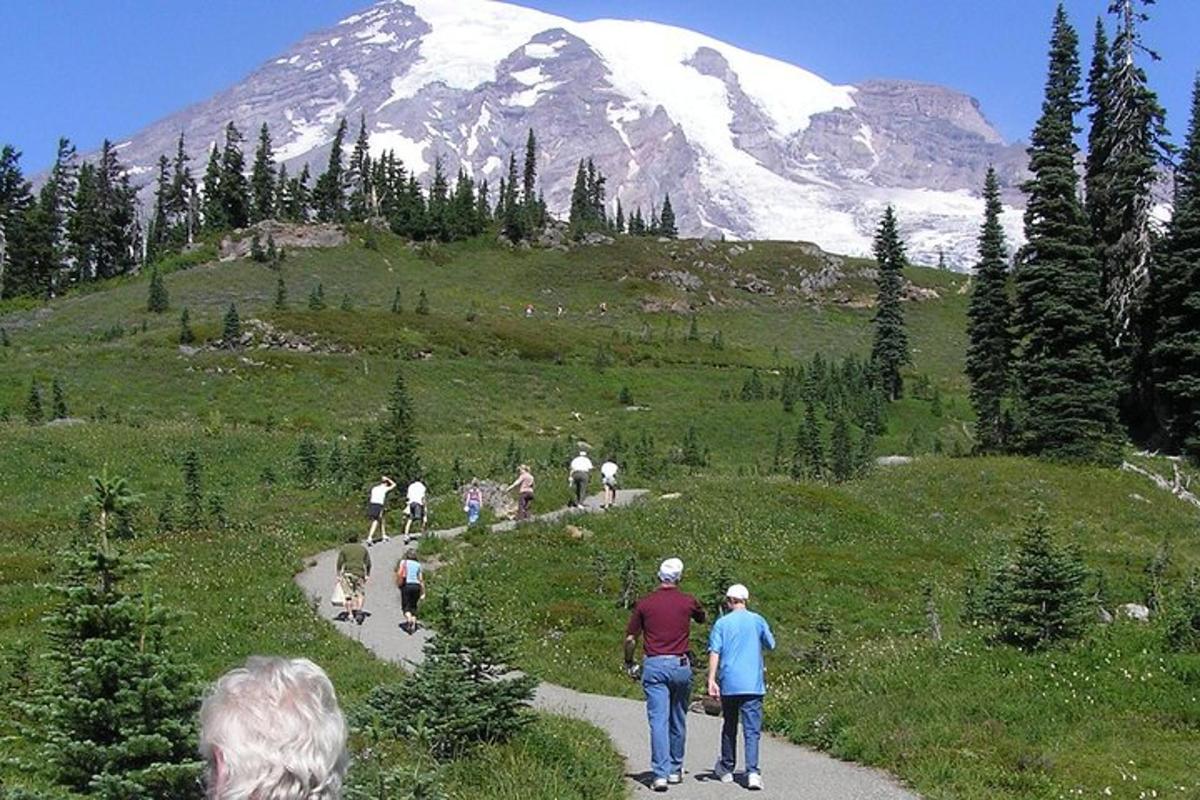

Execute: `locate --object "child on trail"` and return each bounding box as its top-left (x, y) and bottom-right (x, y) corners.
top-left (463, 479), bottom-right (484, 525)
top-left (707, 583), bottom-right (776, 791)
top-left (395, 548), bottom-right (426, 634)
top-left (403, 478), bottom-right (427, 540)
top-left (365, 476), bottom-right (396, 545)
top-left (568, 450), bottom-right (593, 507)
top-left (600, 458), bottom-right (619, 509)
top-left (336, 530), bottom-right (372, 625)
top-left (507, 464), bottom-right (535, 520)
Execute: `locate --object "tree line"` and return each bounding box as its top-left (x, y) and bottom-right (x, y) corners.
top-left (963, 1), bottom-right (1200, 464)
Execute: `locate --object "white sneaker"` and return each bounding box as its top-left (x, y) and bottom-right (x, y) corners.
top-left (668, 773), bottom-right (682, 784)
top-left (747, 772), bottom-right (763, 791)
top-left (717, 771), bottom-right (733, 783)
top-left (651, 777), bottom-right (668, 792)
top-left (381, 535), bottom-right (391, 542)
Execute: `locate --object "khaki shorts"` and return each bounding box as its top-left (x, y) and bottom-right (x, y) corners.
top-left (342, 573), bottom-right (366, 595)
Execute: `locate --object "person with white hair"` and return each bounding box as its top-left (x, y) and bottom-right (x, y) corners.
top-left (707, 584), bottom-right (776, 791)
top-left (623, 557), bottom-right (706, 792)
top-left (199, 656), bottom-right (349, 800)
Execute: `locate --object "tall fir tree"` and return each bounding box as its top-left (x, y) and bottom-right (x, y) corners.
top-left (314, 118), bottom-right (348, 222)
top-left (200, 143), bottom-right (225, 231)
top-left (86, 140), bottom-right (139, 280)
top-left (218, 122), bottom-right (250, 229)
top-left (869, 205), bottom-right (910, 400)
top-left (1013, 5), bottom-right (1121, 463)
top-left (502, 154), bottom-right (522, 242)
top-left (375, 367), bottom-right (421, 485)
top-left (659, 194), bottom-right (678, 238)
top-left (1151, 77), bottom-right (1200, 458)
top-left (521, 128), bottom-right (538, 211)
top-left (347, 114), bottom-right (373, 221)
top-left (1084, 18), bottom-right (1113, 241)
top-left (966, 167), bottom-right (1014, 452)
top-left (167, 133), bottom-right (196, 246)
top-left (0, 145), bottom-right (38, 299)
top-left (146, 267), bottom-right (169, 313)
top-left (147, 155), bottom-right (172, 261)
top-left (249, 122), bottom-right (276, 223)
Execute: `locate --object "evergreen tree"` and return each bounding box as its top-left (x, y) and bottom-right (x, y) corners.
top-left (501, 154), bottom-right (522, 242)
top-left (181, 449), bottom-right (203, 529)
top-left (147, 155), bottom-right (172, 261)
top-left (802, 400), bottom-right (826, 479)
top-left (274, 275), bottom-right (287, 311)
top-left (26, 536), bottom-right (201, 798)
top-left (1101, 0), bottom-right (1171, 434)
top-left (1084, 17), bottom-right (1113, 240)
top-left (416, 289), bottom-right (429, 315)
top-left (178, 307), bottom-right (195, 345)
top-left (391, 286), bottom-right (402, 314)
top-left (218, 122), bottom-right (250, 229)
top-left (347, 114), bottom-right (373, 221)
top-left (1151, 76), bottom-right (1200, 458)
top-left (222, 303), bottom-right (241, 345)
top-left (965, 167), bottom-right (1013, 452)
top-left (27, 137), bottom-right (79, 293)
top-left (167, 134), bottom-right (196, 246)
top-left (74, 140), bottom-right (138, 281)
top-left (296, 434), bottom-right (320, 487)
top-left (24, 379), bottom-right (42, 425)
top-left (51, 378), bottom-right (67, 419)
top-left (521, 128), bottom-right (538, 213)
top-left (249, 122), bottom-right (276, 223)
top-left (315, 118), bottom-right (348, 222)
top-left (997, 515), bottom-right (1090, 650)
top-left (200, 144), bottom-right (225, 232)
top-left (1013, 7), bottom-right (1121, 463)
top-left (0, 145), bottom-right (38, 298)
top-left (308, 283), bottom-right (326, 311)
top-left (869, 205), bottom-right (910, 400)
top-left (377, 367), bottom-right (422, 484)
top-left (659, 193), bottom-right (678, 238)
top-left (147, 267), bottom-right (169, 313)
top-left (615, 200), bottom-right (625, 234)
top-left (830, 413), bottom-right (853, 482)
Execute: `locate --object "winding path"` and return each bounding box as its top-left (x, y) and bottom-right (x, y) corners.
top-left (296, 491), bottom-right (919, 799)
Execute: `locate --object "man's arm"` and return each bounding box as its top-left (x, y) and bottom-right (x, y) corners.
top-left (623, 607), bottom-right (642, 677)
top-left (707, 651), bottom-right (721, 699)
top-left (623, 634), bottom-right (638, 666)
top-left (364, 550), bottom-right (372, 578)
top-left (761, 618), bottom-right (776, 651)
top-left (336, 551), bottom-right (345, 572)
top-left (691, 596), bottom-right (707, 624)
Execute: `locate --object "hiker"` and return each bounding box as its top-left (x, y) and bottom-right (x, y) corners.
top-left (335, 530), bottom-right (371, 625)
top-left (395, 548), bottom-right (426, 634)
top-left (600, 458), bottom-right (619, 508)
top-left (624, 558), bottom-right (706, 792)
top-left (707, 584), bottom-right (776, 791)
top-left (525, 303), bottom-right (534, 318)
top-left (364, 476), bottom-right (396, 545)
top-left (507, 464), bottom-right (535, 520)
top-left (403, 477), bottom-right (427, 539)
top-left (462, 479), bottom-right (484, 525)
top-left (556, 304), bottom-right (564, 317)
top-left (199, 656), bottom-right (348, 800)
top-left (568, 450), bottom-right (593, 506)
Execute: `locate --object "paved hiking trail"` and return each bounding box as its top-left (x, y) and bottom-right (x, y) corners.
top-left (296, 490), bottom-right (919, 799)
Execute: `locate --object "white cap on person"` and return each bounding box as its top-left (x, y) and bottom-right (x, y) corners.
top-left (658, 558), bottom-right (684, 583)
top-left (726, 583), bottom-right (749, 601)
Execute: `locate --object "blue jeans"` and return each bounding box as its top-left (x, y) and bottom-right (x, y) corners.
top-left (642, 655), bottom-right (693, 779)
top-left (716, 695), bottom-right (763, 776)
top-left (466, 501), bottom-right (480, 524)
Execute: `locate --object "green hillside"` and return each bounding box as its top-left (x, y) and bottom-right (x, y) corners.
top-left (1, 230), bottom-right (1196, 799)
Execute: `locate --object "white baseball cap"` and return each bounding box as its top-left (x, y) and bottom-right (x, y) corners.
top-left (725, 584), bottom-right (749, 601)
top-left (658, 558), bottom-right (684, 583)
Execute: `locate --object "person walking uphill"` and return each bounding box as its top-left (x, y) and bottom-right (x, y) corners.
top-left (395, 548), bottom-right (426, 634)
top-left (403, 477), bottom-right (427, 540)
top-left (365, 476), bottom-right (395, 545)
top-left (568, 450), bottom-right (593, 507)
top-left (507, 464), bottom-right (535, 520)
top-left (624, 558), bottom-right (707, 792)
top-left (336, 531), bottom-right (371, 625)
top-left (707, 583), bottom-right (775, 791)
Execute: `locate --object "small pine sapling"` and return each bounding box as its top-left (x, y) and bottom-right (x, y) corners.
top-left (179, 308), bottom-right (195, 345)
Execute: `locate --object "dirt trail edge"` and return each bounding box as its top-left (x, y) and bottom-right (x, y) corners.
top-left (295, 490), bottom-right (920, 799)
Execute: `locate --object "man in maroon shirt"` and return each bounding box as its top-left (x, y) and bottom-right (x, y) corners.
top-left (624, 557), bottom-right (707, 792)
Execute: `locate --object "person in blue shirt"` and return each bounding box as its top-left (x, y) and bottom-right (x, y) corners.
top-left (706, 583), bottom-right (775, 791)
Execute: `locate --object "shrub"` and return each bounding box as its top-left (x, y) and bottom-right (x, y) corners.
top-left (146, 267), bottom-right (169, 313)
top-left (1165, 572), bottom-right (1200, 652)
top-left (24, 380), bottom-right (42, 425)
top-left (222, 303), bottom-right (241, 345)
top-left (178, 308), bottom-right (195, 345)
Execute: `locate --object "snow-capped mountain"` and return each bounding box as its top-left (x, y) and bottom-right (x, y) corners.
top-left (111, 0), bottom-right (1029, 266)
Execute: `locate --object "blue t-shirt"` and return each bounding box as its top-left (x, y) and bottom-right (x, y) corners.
top-left (400, 559), bottom-right (422, 585)
top-left (708, 609), bottom-right (776, 696)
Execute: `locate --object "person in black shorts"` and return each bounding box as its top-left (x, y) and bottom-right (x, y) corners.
top-left (365, 476), bottom-right (396, 545)
top-left (395, 548), bottom-right (426, 634)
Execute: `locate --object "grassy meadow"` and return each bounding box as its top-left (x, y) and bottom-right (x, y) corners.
top-left (0, 229), bottom-right (1195, 798)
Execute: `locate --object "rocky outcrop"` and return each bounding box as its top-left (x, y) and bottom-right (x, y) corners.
top-left (219, 221), bottom-right (347, 260)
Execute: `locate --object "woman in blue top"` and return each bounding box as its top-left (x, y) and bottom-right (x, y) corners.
top-left (395, 548), bottom-right (426, 634)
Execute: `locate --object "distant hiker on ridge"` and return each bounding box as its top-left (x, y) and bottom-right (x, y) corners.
top-left (364, 475), bottom-right (396, 546)
top-left (403, 477), bottom-right (428, 540)
top-left (624, 557), bottom-right (706, 792)
top-left (707, 583), bottom-right (775, 791)
top-left (462, 479), bottom-right (483, 526)
top-left (600, 457), bottom-right (620, 509)
top-left (507, 464), bottom-right (535, 520)
top-left (568, 450), bottom-right (593, 507)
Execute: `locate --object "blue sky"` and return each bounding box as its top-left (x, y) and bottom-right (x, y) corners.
top-left (3, 0), bottom-right (1198, 170)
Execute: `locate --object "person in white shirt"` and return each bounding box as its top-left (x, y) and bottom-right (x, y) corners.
top-left (600, 459), bottom-right (619, 509)
top-left (568, 451), bottom-right (594, 507)
top-left (403, 479), bottom-right (428, 539)
top-left (364, 476), bottom-right (395, 545)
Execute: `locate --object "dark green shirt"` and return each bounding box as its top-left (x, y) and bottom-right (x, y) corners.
top-left (337, 543), bottom-right (371, 577)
